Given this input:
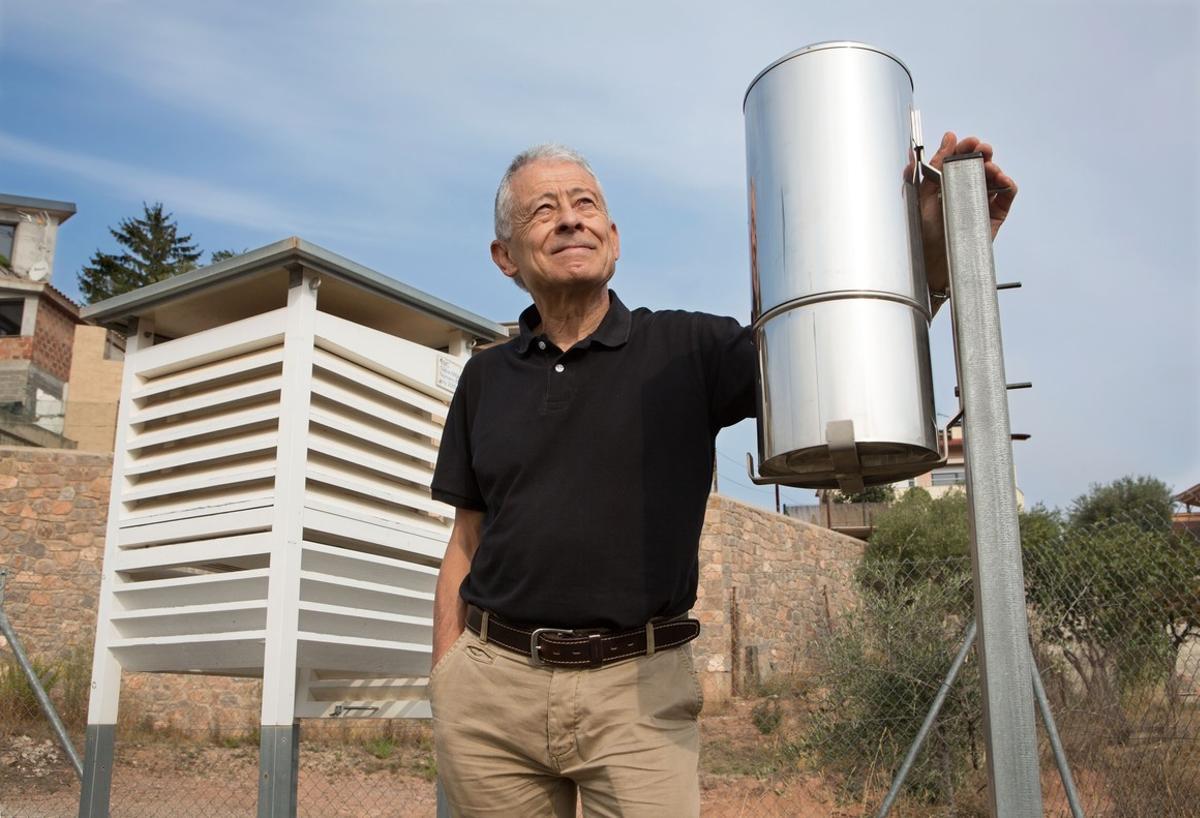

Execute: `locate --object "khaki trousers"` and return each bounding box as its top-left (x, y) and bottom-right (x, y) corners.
top-left (429, 628), bottom-right (704, 817)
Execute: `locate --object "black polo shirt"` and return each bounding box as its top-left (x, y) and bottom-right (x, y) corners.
top-left (431, 290), bottom-right (755, 630)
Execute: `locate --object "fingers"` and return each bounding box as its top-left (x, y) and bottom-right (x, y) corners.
top-left (930, 130), bottom-right (1017, 236)
top-left (984, 161), bottom-right (1014, 187)
top-left (990, 187), bottom-right (1017, 237)
top-left (929, 131), bottom-right (957, 168)
top-left (986, 161), bottom-right (1018, 235)
top-left (935, 133), bottom-right (995, 163)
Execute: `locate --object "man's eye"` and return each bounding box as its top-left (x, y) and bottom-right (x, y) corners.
top-left (576, 198), bottom-right (595, 208)
top-left (536, 203), bottom-right (554, 213)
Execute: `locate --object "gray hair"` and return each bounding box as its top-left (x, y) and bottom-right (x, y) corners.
top-left (493, 143), bottom-right (609, 241)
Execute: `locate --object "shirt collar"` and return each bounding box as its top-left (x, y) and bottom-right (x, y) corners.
top-left (514, 289), bottom-right (633, 356)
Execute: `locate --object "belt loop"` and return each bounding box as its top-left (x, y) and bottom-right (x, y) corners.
top-left (645, 621), bottom-right (655, 657)
top-left (479, 610), bottom-right (490, 643)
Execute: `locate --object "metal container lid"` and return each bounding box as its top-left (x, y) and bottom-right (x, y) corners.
top-left (743, 41), bottom-right (914, 110)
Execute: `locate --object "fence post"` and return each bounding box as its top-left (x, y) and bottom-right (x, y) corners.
top-left (942, 152), bottom-right (1042, 817)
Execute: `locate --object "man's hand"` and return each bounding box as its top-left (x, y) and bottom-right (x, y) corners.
top-left (920, 131), bottom-right (1018, 294)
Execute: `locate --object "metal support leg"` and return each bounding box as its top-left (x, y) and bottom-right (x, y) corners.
top-left (78, 725), bottom-right (115, 818)
top-left (877, 620), bottom-right (977, 818)
top-left (257, 723), bottom-right (300, 818)
top-left (943, 152), bottom-right (1042, 818)
top-left (878, 622), bottom-right (1087, 818)
top-left (0, 571), bottom-right (84, 778)
top-left (1031, 654), bottom-right (1085, 818)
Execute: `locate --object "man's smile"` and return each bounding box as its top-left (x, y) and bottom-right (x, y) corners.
top-left (552, 243), bottom-right (596, 254)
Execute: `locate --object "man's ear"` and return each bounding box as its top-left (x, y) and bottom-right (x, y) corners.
top-left (491, 240), bottom-right (520, 281)
top-left (610, 221), bottom-right (620, 262)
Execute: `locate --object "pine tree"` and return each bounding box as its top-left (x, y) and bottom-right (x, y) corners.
top-left (209, 248), bottom-right (248, 264)
top-left (77, 203), bottom-right (202, 304)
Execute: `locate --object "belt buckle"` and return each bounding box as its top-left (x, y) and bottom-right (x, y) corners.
top-left (530, 627), bottom-right (575, 666)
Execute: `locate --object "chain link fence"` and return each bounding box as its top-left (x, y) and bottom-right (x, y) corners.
top-left (2, 503), bottom-right (1197, 816)
top-left (698, 503), bottom-right (1200, 817)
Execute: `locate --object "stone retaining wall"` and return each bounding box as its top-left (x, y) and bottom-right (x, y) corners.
top-left (694, 495), bottom-right (864, 701)
top-left (0, 447), bottom-right (259, 732)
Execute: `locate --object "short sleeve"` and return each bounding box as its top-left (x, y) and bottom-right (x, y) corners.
top-left (431, 361), bottom-right (487, 512)
top-left (699, 314), bottom-right (757, 430)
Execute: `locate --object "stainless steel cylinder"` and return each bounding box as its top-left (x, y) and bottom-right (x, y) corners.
top-left (745, 41), bottom-right (940, 488)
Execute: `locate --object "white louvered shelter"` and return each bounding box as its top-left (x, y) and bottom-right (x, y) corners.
top-left (76, 238), bottom-right (506, 814)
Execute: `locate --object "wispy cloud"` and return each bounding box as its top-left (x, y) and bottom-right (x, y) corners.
top-left (0, 131), bottom-right (308, 231)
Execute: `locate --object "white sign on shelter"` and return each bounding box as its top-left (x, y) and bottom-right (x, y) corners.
top-left (76, 238), bottom-right (506, 816)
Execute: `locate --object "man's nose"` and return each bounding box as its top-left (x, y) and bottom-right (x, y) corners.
top-left (555, 205), bottom-right (585, 232)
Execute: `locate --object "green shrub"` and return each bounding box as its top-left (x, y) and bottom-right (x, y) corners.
top-left (802, 566), bottom-right (980, 805)
top-left (750, 698), bottom-right (783, 735)
top-left (0, 653), bottom-right (60, 728)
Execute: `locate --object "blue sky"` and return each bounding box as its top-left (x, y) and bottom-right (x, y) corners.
top-left (1, 1), bottom-right (1196, 513)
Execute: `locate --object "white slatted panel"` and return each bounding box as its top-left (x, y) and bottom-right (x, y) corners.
top-left (101, 312), bottom-right (289, 677)
top-left (112, 569), bottom-right (270, 609)
top-left (303, 315), bottom-right (453, 552)
top-left (294, 313), bottom-right (455, 702)
top-left (122, 317), bottom-right (285, 521)
top-left (294, 670), bottom-right (431, 719)
top-left (109, 632), bottom-right (267, 674)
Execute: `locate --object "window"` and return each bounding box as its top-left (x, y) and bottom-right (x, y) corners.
top-left (0, 299), bottom-right (24, 336)
top-left (931, 469), bottom-right (966, 487)
top-left (0, 222), bottom-right (15, 266)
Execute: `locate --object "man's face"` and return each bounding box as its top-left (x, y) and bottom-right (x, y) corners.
top-left (491, 160), bottom-right (620, 295)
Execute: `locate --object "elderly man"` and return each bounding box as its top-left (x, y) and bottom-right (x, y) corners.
top-left (429, 135), bottom-right (1016, 817)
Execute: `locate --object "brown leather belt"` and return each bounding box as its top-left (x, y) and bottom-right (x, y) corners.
top-left (465, 605), bottom-right (700, 669)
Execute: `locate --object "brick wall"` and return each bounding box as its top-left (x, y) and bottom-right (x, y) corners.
top-left (30, 297), bottom-right (77, 383)
top-left (1, 448), bottom-right (864, 730)
top-left (0, 336), bottom-right (34, 364)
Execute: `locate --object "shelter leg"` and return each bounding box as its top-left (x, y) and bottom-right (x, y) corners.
top-left (257, 723), bottom-right (300, 818)
top-left (78, 725), bottom-right (116, 818)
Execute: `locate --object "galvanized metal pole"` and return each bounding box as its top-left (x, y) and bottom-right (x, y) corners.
top-left (257, 723), bottom-right (300, 818)
top-left (78, 725), bottom-right (115, 818)
top-left (942, 152), bottom-right (1042, 818)
top-left (0, 570), bottom-right (84, 778)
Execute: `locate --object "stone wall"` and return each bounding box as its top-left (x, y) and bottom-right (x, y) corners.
top-left (693, 495), bottom-right (865, 701)
top-left (0, 447), bottom-right (864, 731)
top-left (0, 447), bottom-right (259, 733)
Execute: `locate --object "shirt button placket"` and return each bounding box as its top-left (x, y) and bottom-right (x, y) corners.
top-left (545, 355), bottom-right (570, 405)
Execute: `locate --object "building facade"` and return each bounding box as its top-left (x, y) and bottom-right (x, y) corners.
top-left (0, 194), bottom-right (84, 448)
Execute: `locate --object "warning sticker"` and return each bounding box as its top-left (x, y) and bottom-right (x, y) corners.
top-left (437, 356), bottom-right (463, 393)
